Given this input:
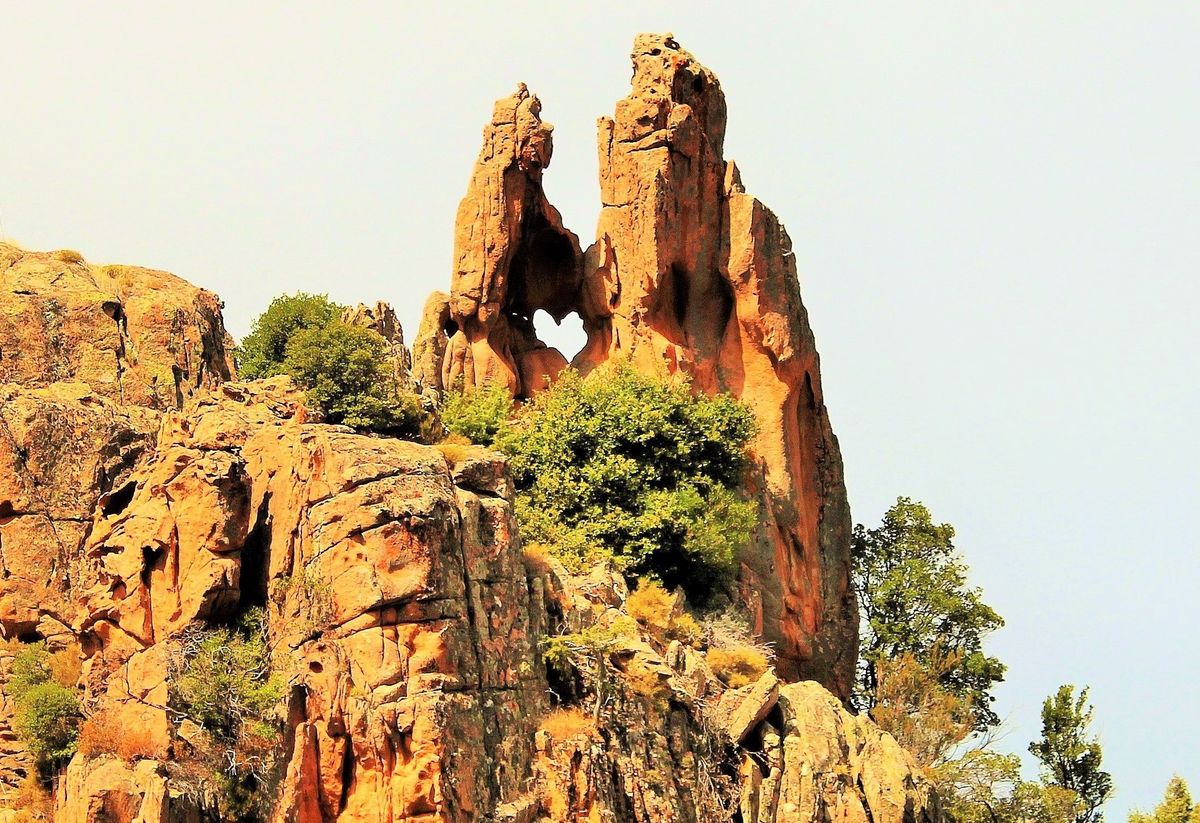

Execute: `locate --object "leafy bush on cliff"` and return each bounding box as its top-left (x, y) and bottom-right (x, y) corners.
top-left (496, 365), bottom-right (757, 602)
top-left (440, 381), bottom-right (514, 446)
top-left (236, 292), bottom-right (342, 380)
top-left (4, 642), bottom-right (81, 768)
top-left (238, 292), bottom-right (429, 436)
top-left (282, 322), bottom-right (426, 435)
top-left (170, 609), bottom-right (286, 819)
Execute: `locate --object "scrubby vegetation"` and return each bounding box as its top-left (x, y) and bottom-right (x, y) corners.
top-left (237, 292), bottom-right (429, 437)
top-left (537, 707), bottom-right (596, 740)
top-left (494, 364), bottom-right (757, 603)
top-left (705, 646), bottom-right (770, 689)
top-left (627, 580), bottom-right (702, 645)
top-left (169, 609), bottom-right (286, 820)
top-left (4, 642), bottom-right (81, 771)
top-left (440, 381), bottom-right (514, 446)
top-left (78, 709), bottom-right (164, 761)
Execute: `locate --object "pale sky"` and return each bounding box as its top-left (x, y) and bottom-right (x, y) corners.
top-left (4, 2), bottom-right (1198, 816)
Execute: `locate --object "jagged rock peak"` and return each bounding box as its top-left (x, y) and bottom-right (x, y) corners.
top-left (417, 33), bottom-right (857, 694)
top-left (442, 82), bottom-right (583, 397)
top-left (614, 32), bottom-right (727, 161)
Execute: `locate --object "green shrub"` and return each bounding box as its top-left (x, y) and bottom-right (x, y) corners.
top-left (236, 292), bottom-right (342, 380)
top-left (171, 609), bottom-right (286, 818)
top-left (440, 382), bottom-right (514, 446)
top-left (237, 292), bottom-right (431, 437)
top-left (495, 364), bottom-right (757, 602)
top-left (172, 610), bottom-right (284, 744)
top-left (282, 322), bottom-right (426, 435)
top-left (14, 683), bottom-right (80, 763)
top-left (4, 643), bottom-right (81, 768)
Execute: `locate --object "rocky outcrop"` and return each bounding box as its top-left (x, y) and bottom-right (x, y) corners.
top-left (411, 292), bottom-right (452, 395)
top-left (0, 244), bottom-right (233, 410)
top-left (422, 34), bottom-right (856, 695)
top-left (0, 384), bottom-right (158, 643)
top-left (440, 84), bottom-right (584, 398)
top-left (343, 301), bottom-right (413, 388)
top-left (0, 244), bottom-right (232, 811)
top-left (0, 36), bottom-right (926, 823)
top-left (68, 379), bottom-right (544, 822)
top-left (499, 561), bottom-right (936, 823)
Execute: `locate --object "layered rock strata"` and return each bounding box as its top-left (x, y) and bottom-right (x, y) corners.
top-left (421, 34), bottom-right (856, 694)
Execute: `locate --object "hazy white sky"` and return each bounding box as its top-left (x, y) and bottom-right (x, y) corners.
top-left (4, 2), bottom-right (1198, 815)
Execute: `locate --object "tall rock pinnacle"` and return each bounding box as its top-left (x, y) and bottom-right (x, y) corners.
top-left (443, 83), bottom-right (583, 398)
top-left (426, 33), bottom-right (857, 696)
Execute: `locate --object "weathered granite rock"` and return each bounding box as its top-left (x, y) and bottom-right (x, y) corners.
top-left (55, 756), bottom-right (198, 823)
top-left (433, 34), bottom-right (856, 696)
top-left (740, 682), bottom-right (939, 823)
top-left (441, 84), bottom-right (583, 398)
top-left (410, 292), bottom-right (452, 395)
top-left (343, 301), bottom-right (413, 387)
top-left (68, 379), bottom-right (544, 822)
top-left (0, 383), bottom-right (157, 641)
top-left (510, 559), bottom-right (935, 823)
top-left (0, 244), bottom-right (233, 409)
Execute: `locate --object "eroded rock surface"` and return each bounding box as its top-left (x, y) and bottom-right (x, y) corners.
top-left (0, 244), bottom-right (233, 410)
top-left (440, 84), bottom-right (584, 398)
top-left (69, 379), bottom-right (543, 822)
top-left (0, 35), bottom-right (930, 823)
top-left (498, 560), bottom-right (936, 823)
top-left (423, 34), bottom-right (856, 694)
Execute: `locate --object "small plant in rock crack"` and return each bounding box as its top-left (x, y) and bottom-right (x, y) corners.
top-left (542, 617), bottom-right (637, 724)
top-left (274, 567), bottom-right (336, 638)
top-left (169, 609), bottom-right (287, 820)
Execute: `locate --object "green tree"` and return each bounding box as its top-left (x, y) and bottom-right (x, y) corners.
top-left (1029, 685), bottom-right (1113, 823)
top-left (852, 497), bottom-right (1006, 730)
top-left (282, 322), bottom-right (426, 435)
top-left (936, 750), bottom-right (1081, 823)
top-left (237, 292), bottom-right (429, 436)
top-left (1129, 777), bottom-right (1193, 823)
top-left (495, 364), bottom-right (757, 603)
top-left (236, 292), bottom-right (342, 380)
top-left (3, 643), bottom-right (81, 769)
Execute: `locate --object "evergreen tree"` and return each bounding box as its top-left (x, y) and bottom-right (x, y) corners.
top-left (1029, 685), bottom-right (1114, 823)
top-left (1129, 777), bottom-right (1194, 823)
top-left (852, 497), bottom-right (1006, 730)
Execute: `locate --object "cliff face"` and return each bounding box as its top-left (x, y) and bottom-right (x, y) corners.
top-left (0, 246), bottom-right (230, 797)
top-left (0, 244), bottom-right (233, 409)
top-left (422, 34), bottom-right (856, 694)
top-left (61, 378), bottom-right (544, 823)
top-left (0, 33), bottom-right (932, 823)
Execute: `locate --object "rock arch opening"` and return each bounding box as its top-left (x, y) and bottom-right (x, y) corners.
top-left (532, 309), bottom-right (587, 364)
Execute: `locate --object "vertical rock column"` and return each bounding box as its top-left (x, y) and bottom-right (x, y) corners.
top-left (442, 85), bottom-right (583, 398)
top-left (577, 34), bottom-right (857, 695)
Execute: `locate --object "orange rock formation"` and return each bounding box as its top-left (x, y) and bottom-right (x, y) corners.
top-left (0, 34), bottom-right (936, 823)
top-left (423, 34), bottom-right (856, 694)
